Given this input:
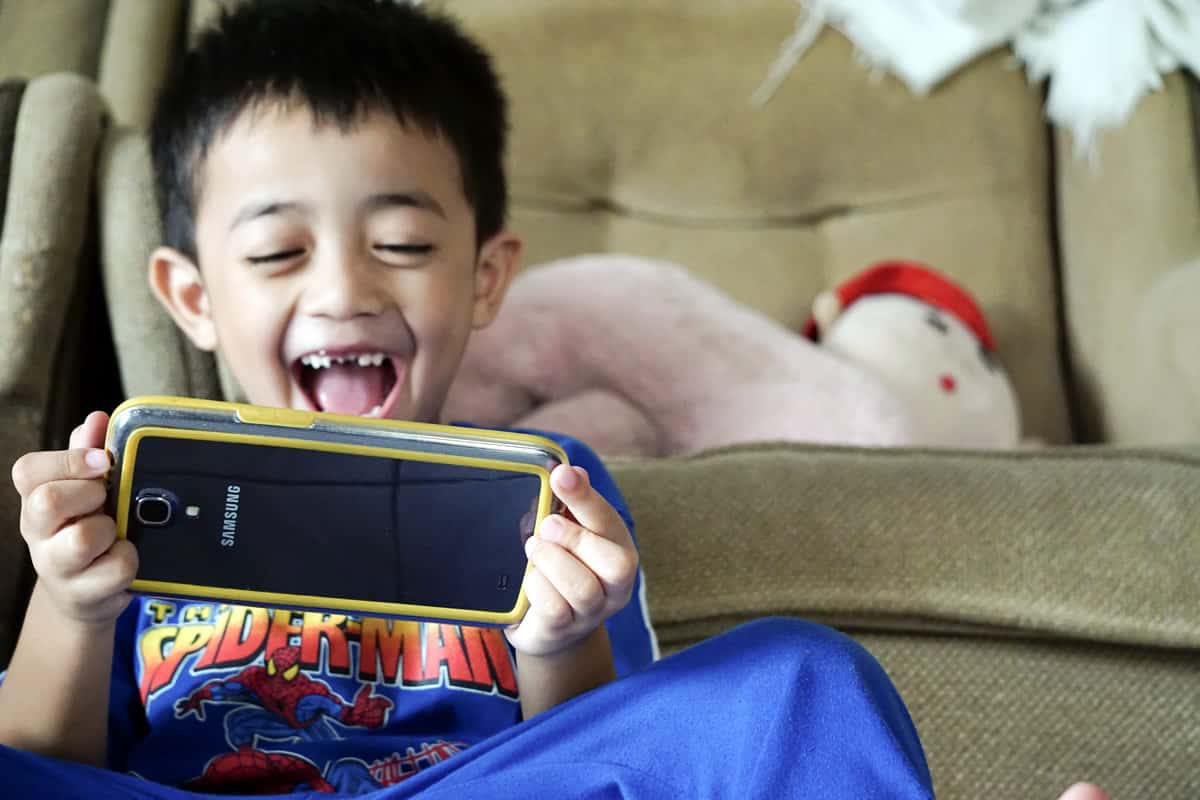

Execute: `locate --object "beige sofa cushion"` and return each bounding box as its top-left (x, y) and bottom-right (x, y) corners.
top-left (860, 632), bottom-right (1198, 800)
top-left (1057, 73), bottom-right (1200, 445)
top-left (97, 0), bottom-right (186, 128)
top-left (0, 0), bottom-right (109, 81)
top-left (447, 0), bottom-right (1074, 445)
top-left (0, 0), bottom-right (185, 131)
top-left (99, 125), bottom-right (221, 400)
top-left (0, 74), bottom-right (107, 664)
top-left (610, 443), bottom-right (1200, 799)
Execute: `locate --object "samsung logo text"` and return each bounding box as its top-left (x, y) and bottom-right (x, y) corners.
top-left (222, 484), bottom-right (241, 548)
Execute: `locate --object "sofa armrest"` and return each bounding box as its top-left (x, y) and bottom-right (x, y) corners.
top-left (614, 443), bottom-right (1199, 649)
top-left (0, 75), bottom-right (108, 666)
top-left (611, 443), bottom-right (1200, 799)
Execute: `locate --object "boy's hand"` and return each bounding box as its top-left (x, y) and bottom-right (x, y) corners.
top-left (506, 465), bottom-right (637, 657)
top-left (10, 411), bottom-right (137, 626)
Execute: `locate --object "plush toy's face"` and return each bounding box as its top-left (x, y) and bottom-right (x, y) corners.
top-left (821, 294), bottom-right (1020, 448)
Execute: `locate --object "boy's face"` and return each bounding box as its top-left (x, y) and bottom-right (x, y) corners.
top-left (150, 104), bottom-right (519, 423)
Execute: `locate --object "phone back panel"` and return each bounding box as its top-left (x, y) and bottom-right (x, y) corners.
top-left (108, 398), bottom-right (566, 625)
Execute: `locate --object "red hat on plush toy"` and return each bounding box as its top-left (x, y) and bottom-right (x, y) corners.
top-left (803, 260), bottom-right (996, 351)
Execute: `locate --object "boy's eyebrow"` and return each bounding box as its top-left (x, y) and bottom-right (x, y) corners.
top-left (230, 201), bottom-right (305, 230)
top-left (228, 192), bottom-right (447, 231)
top-left (365, 191), bottom-right (447, 219)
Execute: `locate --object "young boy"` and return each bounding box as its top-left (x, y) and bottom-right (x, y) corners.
top-left (0, 1), bottom-right (938, 796)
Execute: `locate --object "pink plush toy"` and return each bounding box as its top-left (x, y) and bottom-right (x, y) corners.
top-left (804, 260), bottom-right (1021, 450)
top-left (442, 254), bottom-right (1020, 457)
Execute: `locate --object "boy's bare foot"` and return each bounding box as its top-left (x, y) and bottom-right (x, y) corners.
top-left (1057, 783), bottom-right (1109, 800)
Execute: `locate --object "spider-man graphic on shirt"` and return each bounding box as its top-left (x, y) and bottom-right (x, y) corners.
top-left (175, 644), bottom-right (393, 792)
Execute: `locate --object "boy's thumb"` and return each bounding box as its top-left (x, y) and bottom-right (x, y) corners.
top-left (1056, 783), bottom-right (1109, 800)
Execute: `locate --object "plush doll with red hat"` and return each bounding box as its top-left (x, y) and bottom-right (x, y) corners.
top-left (443, 254), bottom-right (1020, 457)
top-left (805, 260), bottom-right (1021, 449)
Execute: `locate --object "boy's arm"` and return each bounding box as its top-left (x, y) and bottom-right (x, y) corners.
top-left (515, 626), bottom-right (615, 719)
top-left (507, 465), bottom-right (636, 718)
top-left (0, 411), bottom-right (137, 766)
top-left (0, 583), bottom-right (118, 766)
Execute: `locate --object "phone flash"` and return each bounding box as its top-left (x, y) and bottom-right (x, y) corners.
top-left (185, 505), bottom-right (201, 518)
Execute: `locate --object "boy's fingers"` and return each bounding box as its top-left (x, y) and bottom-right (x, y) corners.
top-left (520, 566), bottom-right (574, 631)
top-left (12, 448), bottom-right (110, 497)
top-left (20, 479), bottom-right (109, 541)
top-left (549, 466), bottom-right (627, 544)
top-left (54, 540), bottom-right (136, 618)
top-left (71, 539), bottom-right (139, 603)
top-left (45, 514), bottom-right (118, 575)
top-left (536, 515), bottom-right (636, 591)
top-left (524, 536), bottom-right (607, 619)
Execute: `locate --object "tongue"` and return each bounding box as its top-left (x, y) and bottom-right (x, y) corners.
top-left (311, 364), bottom-right (388, 415)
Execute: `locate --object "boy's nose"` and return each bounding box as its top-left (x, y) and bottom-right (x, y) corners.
top-left (301, 252), bottom-right (386, 319)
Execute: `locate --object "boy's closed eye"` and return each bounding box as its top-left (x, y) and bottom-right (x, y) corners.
top-left (244, 243), bottom-right (434, 265)
top-left (372, 242), bottom-right (436, 266)
top-left (374, 243), bottom-right (434, 255)
top-left (247, 248), bottom-right (306, 264)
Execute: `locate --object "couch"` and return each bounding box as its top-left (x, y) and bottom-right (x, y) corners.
top-left (0, 1), bottom-right (1197, 797)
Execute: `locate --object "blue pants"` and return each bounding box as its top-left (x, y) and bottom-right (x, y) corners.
top-left (0, 618), bottom-right (933, 799)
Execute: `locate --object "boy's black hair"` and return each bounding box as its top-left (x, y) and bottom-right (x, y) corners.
top-left (149, 0), bottom-right (508, 260)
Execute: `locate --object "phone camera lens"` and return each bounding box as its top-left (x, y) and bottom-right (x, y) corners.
top-left (135, 494), bottom-right (174, 527)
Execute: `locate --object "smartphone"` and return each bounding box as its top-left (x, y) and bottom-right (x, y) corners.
top-left (105, 396), bottom-right (566, 626)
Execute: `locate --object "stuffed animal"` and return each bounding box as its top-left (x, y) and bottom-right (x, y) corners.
top-left (443, 254), bottom-right (918, 457)
top-left (804, 260), bottom-right (1021, 449)
top-left (442, 254), bottom-right (1020, 457)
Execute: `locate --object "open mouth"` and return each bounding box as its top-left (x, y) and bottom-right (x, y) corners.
top-left (293, 350), bottom-right (404, 417)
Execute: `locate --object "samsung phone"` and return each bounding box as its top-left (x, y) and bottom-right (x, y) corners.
top-left (105, 396), bottom-right (566, 626)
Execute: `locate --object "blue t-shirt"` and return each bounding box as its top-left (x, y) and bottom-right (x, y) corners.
top-left (99, 431), bottom-right (657, 793)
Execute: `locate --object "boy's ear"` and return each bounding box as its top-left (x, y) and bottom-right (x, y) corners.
top-left (148, 247), bottom-right (219, 351)
top-left (472, 230), bottom-right (522, 328)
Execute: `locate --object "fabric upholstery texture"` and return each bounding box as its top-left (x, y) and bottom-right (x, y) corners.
top-left (0, 0), bottom-right (109, 82)
top-left (1056, 72), bottom-right (1200, 444)
top-left (0, 2), bottom-right (1195, 798)
top-left (612, 444), bottom-right (1200, 651)
top-left (0, 77), bottom-right (27, 668)
top-left (857, 634), bottom-right (1199, 800)
top-left (97, 0), bottom-right (186, 128)
top-left (99, 126), bottom-right (220, 400)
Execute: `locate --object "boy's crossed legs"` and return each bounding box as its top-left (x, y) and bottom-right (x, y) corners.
top-left (0, 618), bottom-right (931, 798)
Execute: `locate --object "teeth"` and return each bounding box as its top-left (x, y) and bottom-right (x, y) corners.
top-left (300, 354), bottom-right (330, 368)
top-left (300, 351), bottom-right (388, 370)
top-left (367, 404), bottom-right (383, 417)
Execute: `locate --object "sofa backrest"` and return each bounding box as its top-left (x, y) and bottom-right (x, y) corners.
top-left (6, 0), bottom-right (1196, 445)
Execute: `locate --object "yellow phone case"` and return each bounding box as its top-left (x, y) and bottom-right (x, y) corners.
top-left (106, 396), bottom-right (567, 626)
